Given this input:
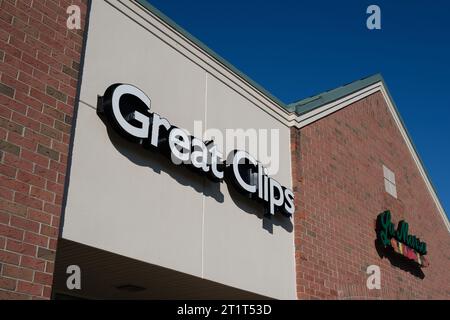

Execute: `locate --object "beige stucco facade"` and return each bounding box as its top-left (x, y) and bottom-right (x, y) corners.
top-left (61, 0), bottom-right (296, 299)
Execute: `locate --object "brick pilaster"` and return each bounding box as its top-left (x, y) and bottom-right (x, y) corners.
top-left (0, 0), bottom-right (89, 299)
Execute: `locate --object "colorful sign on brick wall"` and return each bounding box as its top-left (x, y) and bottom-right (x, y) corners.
top-left (377, 210), bottom-right (429, 267)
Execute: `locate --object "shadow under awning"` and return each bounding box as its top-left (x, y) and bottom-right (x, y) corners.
top-left (52, 239), bottom-right (270, 300)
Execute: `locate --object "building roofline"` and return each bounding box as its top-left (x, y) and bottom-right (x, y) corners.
top-left (288, 73), bottom-right (384, 114)
top-left (290, 74), bottom-right (450, 232)
top-left (134, 0), bottom-right (449, 231)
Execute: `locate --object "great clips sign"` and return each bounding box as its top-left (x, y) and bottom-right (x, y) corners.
top-left (97, 84), bottom-right (295, 217)
top-left (377, 210), bottom-right (429, 267)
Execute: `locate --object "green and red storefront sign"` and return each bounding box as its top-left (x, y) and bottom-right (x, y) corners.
top-left (377, 210), bottom-right (429, 267)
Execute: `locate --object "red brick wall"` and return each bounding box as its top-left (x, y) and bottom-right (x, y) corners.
top-left (291, 91), bottom-right (450, 299)
top-left (0, 0), bottom-right (88, 299)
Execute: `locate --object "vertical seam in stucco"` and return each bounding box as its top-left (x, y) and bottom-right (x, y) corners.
top-left (201, 72), bottom-right (208, 278)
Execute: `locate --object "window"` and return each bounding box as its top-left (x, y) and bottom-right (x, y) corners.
top-left (383, 165), bottom-right (397, 198)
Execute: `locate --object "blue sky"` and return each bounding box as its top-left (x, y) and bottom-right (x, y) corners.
top-left (146, 0), bottom-right (450, 217)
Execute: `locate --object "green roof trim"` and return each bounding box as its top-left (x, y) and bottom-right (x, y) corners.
top-left (288, 72), bottom-right (447, 221)
top-left (288, 73), bottom-right (384, 114)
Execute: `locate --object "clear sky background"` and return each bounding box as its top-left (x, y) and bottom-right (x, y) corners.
top-left (145, 0), bottom-right (450, 217)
